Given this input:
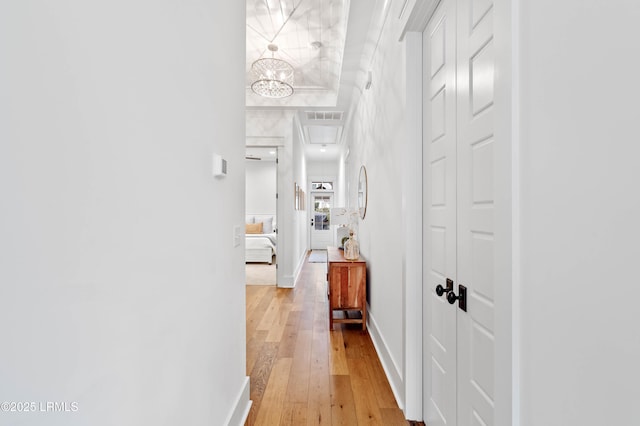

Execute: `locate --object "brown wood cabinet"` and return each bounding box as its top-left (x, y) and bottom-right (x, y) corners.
top-left (327, 246), bottom-right (366, 330)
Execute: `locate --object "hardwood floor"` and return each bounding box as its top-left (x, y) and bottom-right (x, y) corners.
top-left (245, 255), bottom-right (420, 425)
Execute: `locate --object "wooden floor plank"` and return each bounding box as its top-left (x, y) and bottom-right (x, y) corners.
top-left (246, 342), bottom-right (280, 425)
top-left (256, 297), bottom-right (283, 331)
top-left (380, 407), bottom-right (411, 425)
top-left (298, 303), bottom-right (316, 330)
top-left (246, 286), bottom-right (269, 314)
top-left (342, 327), bottom-right (368, 359)
top-left (329, 330), bottom-right (349, 375)
top-left (279, 401), bottom-right (308, 426)
top-left (253, 357), bottom-right (293, 426)
top-left (266, 301), bottom-right (293, 342)
top-left (284, 329), bottom-right (312, 403)
top-left (329, 375), bottom-right (358, 426)
top-left (247, 286), bottom-right (276, 337)
top-left (277, 310), bottom-right (301, 358)
top-left (246, 330), bottom-right (268, 374)
top-left (365, 352), bottom-right (399, 409)
top-left (306, 326), bottom-right (331, 425)
top-left (347, 357), bottom-right (384, 425)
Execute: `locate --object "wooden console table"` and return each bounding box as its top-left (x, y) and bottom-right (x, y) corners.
top-left (327, 246), bottom-right (366, 330)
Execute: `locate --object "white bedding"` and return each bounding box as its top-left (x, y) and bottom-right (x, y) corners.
top-left (245, 215), bottom-right (277, 263)
top-left (245, 234), bottom-right (275, 264)
top-left (245, 235), bottom-right (276, 252)
top-left (245, 232), bottom-right (277, 248)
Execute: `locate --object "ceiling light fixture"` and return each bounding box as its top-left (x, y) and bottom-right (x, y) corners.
top-left (250, 44), bottom-right (294, 99)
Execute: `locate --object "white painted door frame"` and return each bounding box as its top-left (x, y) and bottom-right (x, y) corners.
top-left (308, 175), bottom-right (337, 251)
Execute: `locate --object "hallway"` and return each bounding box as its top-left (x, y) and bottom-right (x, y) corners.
top-left (245, 256), bottom-right (411, 425)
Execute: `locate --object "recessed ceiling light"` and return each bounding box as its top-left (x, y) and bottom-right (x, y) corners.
top-left (269, 151), bottom-right (276, 155)
top-left (320, 144), bottom-right (327, 153)
top-left (310, 41), bottom-right (323, 50)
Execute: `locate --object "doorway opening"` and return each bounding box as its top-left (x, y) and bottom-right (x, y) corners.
top-left (310, 191), bottom-right (334, 250)
top-left (245, 146), bottom-right (279, 286)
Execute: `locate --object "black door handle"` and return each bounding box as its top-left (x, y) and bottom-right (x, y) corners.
top-left (436, 278), bottom-right (454, 297)
top-left (446, 284), bottom-right (467, 312)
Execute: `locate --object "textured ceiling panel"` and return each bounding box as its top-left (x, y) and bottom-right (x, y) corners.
top-left (306, 125), bottom-right (340, 144)
top-left (247, 0), bottom-right (348, 106)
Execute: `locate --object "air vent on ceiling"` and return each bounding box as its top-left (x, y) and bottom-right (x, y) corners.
top-left (306, 111), bottom-right (343, 121)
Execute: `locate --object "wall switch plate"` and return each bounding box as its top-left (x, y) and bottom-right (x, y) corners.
top-left (213, 154), bottom-right (227, 177)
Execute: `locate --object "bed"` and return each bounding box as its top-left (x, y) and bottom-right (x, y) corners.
top-left (245, 215), bottom-right (277, 264)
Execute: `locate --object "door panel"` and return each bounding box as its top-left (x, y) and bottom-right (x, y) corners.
top-left (311, 193), bottom-right (333, 250)
top-left (423, 0), bottom-right (457, 424)
top-left (456, 0), bottom-right (495, 424)
top-left (424, 0), bottom-right (497, 424)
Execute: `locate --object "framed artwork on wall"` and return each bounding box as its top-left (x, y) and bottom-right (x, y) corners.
top-left (293, 183), bottom-right (305, 211)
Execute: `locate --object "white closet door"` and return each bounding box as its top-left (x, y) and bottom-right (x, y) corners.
top-left (422, 0), bottom-right (458, 424)
top-left (456, 0), bottom-right (496, 425)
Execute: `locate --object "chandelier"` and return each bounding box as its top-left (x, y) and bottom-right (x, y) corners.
top-left (250, 44), bottom-right (294, 99)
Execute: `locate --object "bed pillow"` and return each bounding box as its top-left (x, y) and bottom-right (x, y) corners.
top-left (245, 215), bottom-right (255, 224)
top-left (261, 216), bottom-right (274, 234)
top-left (246, 222), bottom-right (263, 234)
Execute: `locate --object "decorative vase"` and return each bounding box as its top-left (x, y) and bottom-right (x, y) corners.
top-left (343, 231), bottom-right (360, 260)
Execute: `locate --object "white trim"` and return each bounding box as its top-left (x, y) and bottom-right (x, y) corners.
top-left (508, 0), bottom-right (521, 423)
top-left (397, 0), bottom-right (440, 41)
top-left (280, 249), bottom-right (308, 288)
top-left (493, 1), bottom-right (516, 425)
top-left (224, 376), bottom-right (252, 426)
top-left (402, 30), bottom-right (424, 421)
top-left (367, 310), bottom-right (405, 411)
top-left (278, 277), bottom-right (295, 288)
top-left (245, 136), bottom-right (285, 146)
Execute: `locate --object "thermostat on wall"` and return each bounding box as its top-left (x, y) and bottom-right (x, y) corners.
top-left (213, 154), bottom-right (227, 177)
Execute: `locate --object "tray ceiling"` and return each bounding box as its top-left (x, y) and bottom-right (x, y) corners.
top-left (246, 0), bottom-right (348, 107)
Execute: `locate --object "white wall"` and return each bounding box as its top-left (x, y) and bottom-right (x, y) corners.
top-left (245, 161), bottom-right (277, 216)
top-left (517, 1), bottom-right (640, 425)
top-left (342, 0), bottom-right (406, 403)
top-left (337, 151), bottom-right (347, 208)
top-left (291, 118), bottom-right (309, 280)
top-left (307, 159), bottom-right (340, 178)
top-left (245, 110), bottom-right (302, 287)
top-left (0, 2), bottom-right (249, 425)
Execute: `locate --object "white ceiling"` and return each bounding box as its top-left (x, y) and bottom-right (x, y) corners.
top-left (246, 0), bottom-right (376, 161)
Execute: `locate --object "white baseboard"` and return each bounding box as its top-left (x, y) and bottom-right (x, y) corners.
top-left (278, 275), bottom-right (295, 288)
top-left (293, 251), bottom-right (307, 284)
top-left (225, 376), bottom-right (252, 426)
top-left (367, 311), bottom-right (405, 411)
top-left (277, 252), bottom-right (307, 288)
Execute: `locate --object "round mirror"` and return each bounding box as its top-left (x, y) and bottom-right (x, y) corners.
top-left (358, 165), bottom-right (368, 219)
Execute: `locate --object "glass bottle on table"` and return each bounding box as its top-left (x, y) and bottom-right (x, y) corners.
top-left (344, 230), bottom-right (360, 260)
